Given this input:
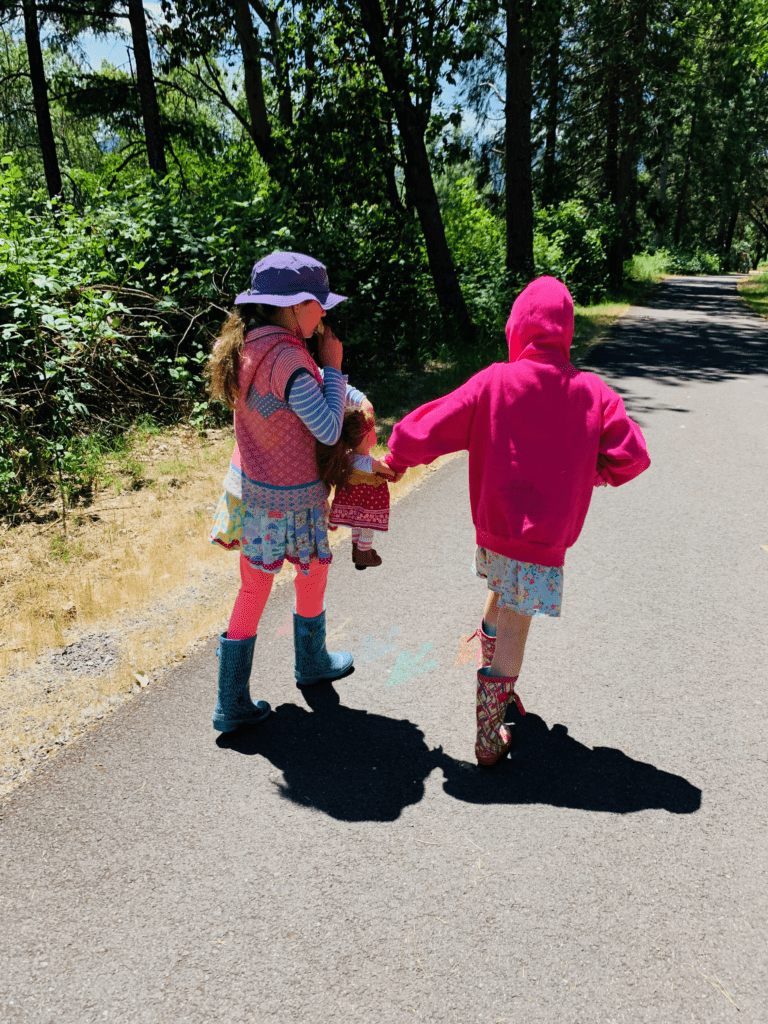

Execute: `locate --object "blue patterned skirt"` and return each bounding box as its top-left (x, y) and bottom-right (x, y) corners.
top-left (210, 492), bottom-right (332, 575)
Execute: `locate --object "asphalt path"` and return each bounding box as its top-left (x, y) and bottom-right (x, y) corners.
top-left (1, 275), bottom-right (767, 1024)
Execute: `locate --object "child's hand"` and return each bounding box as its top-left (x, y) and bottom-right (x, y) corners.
top-left (378, 452), bottom-right (405, 482)
top-left (318, 325), bottom-right (343, 371)
top-left (372, 459), bottom-right (395, 477)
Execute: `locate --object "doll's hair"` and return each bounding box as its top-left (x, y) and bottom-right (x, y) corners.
top-left (316, 408), bottom-right (374, 490)
top-left (206, 302), bottom-right (281, 409)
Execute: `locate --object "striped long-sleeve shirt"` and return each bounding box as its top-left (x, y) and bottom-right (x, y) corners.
top-left (286, 369), bottom-right (366, 445)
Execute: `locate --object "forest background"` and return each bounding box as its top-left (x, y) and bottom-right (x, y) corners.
top-left (3, 0), bottom-right (768, 518)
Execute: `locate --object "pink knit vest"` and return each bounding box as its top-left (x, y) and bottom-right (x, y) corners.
top-left (223, 325), bottom-right (329, 512)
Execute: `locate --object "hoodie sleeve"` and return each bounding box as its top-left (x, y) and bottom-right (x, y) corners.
top-left (596, 388), bottom-right (651, 486)
top-left (384, 372), bottom-right (483, 473)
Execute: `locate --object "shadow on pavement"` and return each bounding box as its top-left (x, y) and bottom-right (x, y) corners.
top-left (217, 684), bottom-right (443, 822)
top-left (441, 708), bottom-right (701, 814)
top-left (582, 276), bottom-right (768, 386)
top-left (218, 690), bottom-right (701, 820)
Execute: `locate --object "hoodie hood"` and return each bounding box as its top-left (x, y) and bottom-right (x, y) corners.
top-left (505, 276), bottom-right (574, 363)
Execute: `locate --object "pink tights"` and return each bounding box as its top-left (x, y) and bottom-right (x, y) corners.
top-left (227, 554), bottom-right (329, 640)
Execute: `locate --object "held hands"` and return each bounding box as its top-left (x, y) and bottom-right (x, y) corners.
top-left (377, 452), bottom-right (405, 483)
top-left (351, 396), bottom-right (403, 481)
top-left (372, 459), bottom-right (396, 478)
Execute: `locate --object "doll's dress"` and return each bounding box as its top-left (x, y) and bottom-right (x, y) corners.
top-left (329, 456), bottom-right (389, 532)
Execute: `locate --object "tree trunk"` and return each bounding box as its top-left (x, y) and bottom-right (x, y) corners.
top-left (541, 21), bottom-right (561, 209)
top-left (304, 31), bottom-right (315, 111)
top-left (355, 0), bottom-right (476, 346)
top-left (673, 97), bottom-right (698, 247)
top-left (603, 75), bottom-right (619, 204)
top-left (723, 171), bottom-right (745, 257)
top-left (608, 0), bottom-right (647, 291)
top-left (233, 0), bottom-right (274, 164)
top-left (653, 129), bottom-right (670, 247)
top-left (505, 0), bottom-right (534, 279)
top-left (603, 73), bottom-right (621, 287)
top-left (127, 0), bottom-right (167, 177)
top-left (250, 0), bottom-right (293, 127)
top-left (21, 0), bottom-right (62, 200)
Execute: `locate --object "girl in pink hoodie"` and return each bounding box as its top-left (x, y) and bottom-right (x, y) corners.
top-left (383, 277), bottom-right (650, 767)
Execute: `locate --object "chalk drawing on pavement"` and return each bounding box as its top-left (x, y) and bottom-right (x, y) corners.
top-left (386, 643), bottom-right (438, 688)
top-left (357, 626), bottom-right (401, 664)
top-left (455, 633), bottom-right (480, 667)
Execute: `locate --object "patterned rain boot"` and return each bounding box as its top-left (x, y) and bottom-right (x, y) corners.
top-left (467, 620), bottom-right (496, 669)
top-left (293, 608), bottom-right (354, 686)
top-left (475, 668), bottom-right (525, 767)
top-left (212, 633), bottom-right (271, 732)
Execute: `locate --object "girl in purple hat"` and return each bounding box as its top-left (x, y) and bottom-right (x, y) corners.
top-left (206, 251), bottom-right (392, 732)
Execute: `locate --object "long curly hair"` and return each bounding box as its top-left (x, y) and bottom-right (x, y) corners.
top-left (206, 303), bottom-right (282, 409)
top-left (316, 409), bottom-right (374, 490)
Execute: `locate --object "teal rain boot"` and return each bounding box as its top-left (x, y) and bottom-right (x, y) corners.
top-left (293, 608), bottom-right (353, 687)
top-left (213, 633), bottom-right (271, 732)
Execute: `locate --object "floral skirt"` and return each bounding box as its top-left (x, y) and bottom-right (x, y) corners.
top-left (473, 546), bottom-right (564, 617)
top-left (210, 491), bottom-right (332, 575)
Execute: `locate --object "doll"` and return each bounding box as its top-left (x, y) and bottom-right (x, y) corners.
top-left (317, 408), bottom-right (394, 569)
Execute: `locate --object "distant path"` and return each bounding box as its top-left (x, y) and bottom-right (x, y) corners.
top-left (2, 275), bottom-right (768, 1023)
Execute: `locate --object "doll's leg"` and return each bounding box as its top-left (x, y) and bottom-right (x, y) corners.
top-left (227, 555), bottom-right (275, 640)
top-left (356, 528), bottom-right (374, 551)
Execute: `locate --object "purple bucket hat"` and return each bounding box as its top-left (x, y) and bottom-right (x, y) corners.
top-left (234, 251), bottom-right (347, 310)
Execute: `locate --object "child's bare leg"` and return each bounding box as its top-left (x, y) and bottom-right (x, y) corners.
top-left (483, 591), bottom-right (499, 632)
top-left (489, 606), bottom-right (532, 678)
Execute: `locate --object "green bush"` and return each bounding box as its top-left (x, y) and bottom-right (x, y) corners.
top-left (533, 200), bottom-right (615, 304)
top-left (629, 247), bottom-right (722, 277)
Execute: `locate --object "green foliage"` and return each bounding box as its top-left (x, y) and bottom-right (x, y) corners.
top-left (628, 247), bottom-right (722, 278)
top-left (533, 201), bottom-right (615, 304)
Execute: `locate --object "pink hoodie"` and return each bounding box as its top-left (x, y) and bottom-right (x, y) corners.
top-left (385, 277), bottom-right (650, 567)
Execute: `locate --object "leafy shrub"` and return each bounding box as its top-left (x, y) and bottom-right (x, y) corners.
top-left (533, 200), bottom-right (615, 304)
top-left (438, 175), bottom-right (510, 363)
top-left (630, 247), bottom-right (722, 277)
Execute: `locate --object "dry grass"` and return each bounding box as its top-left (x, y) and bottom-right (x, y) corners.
top-left (0, 425), bottom-right (457, 798)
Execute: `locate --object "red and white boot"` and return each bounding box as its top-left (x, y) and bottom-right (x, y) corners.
top-left (467, 622), bottom-right (496, 669)
top-left (475, 668), bottom-right (526, 767)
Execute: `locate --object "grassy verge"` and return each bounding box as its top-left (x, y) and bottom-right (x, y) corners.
top-left (737, 269), bottom-right (768, 319)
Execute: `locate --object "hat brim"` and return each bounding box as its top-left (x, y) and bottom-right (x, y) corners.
top-left (233, 289), bottom-right (347, 310)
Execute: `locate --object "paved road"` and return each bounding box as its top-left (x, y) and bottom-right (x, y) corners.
top-left (1, 275), bottom-right (767, 1024)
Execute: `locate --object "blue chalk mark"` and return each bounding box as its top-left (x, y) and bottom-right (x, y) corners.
top-left (357, 626), bottom-right (401, 664)
top-left (386, 643), bottom-right (438, 688)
